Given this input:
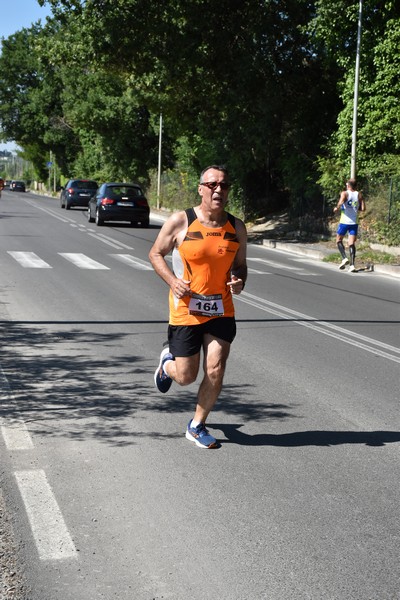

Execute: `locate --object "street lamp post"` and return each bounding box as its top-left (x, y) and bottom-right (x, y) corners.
top-left (350, 0), bottom-right (363, 180)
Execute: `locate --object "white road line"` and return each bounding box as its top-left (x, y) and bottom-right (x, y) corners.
top-left (111, 254), bottom-right (153, 270)
top-left (58, 253), bottom-right (109, 269)
top-left (248, 257), bottom-right (304, 271)
top-left (86, 232), bottom-right (125, 249)
top-left (238, 291), bottom-right (400, 364)
top-left (7, 251), bottom-right (52, 268)
top-left (166, 255), bottom-right (270, 275)
top-left (93, 232), bottom-right (133, 250)
top-left (248, 268), bottom-right (272, 274)
top-left (0, 366), bottom-right (33, 449)
top-left (24, 199), bottom-right (73, 223)
top-left (15, 470), bottom-right (78, 560)
top-left (1, 421), bottom-right (34, 450)
top-left (248, 256), bottom-right (319, 276)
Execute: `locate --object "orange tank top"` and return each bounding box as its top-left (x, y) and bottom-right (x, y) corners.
top-left (169, 208), bottom-right (240, 325)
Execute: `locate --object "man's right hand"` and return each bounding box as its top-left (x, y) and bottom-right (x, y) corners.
top-left (171, 278), bottom-right (191, 299)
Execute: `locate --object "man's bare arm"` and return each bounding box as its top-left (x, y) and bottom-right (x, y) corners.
top-left (148, 211), bottom-right (191, 298)
top-left (333, 190), bottom-right (347, 213)
top-left (228, 218), bottom-right (248, 294)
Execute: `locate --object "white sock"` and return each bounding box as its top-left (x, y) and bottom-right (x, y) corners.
top-left (190, 419), bottom-right (201, 429)
top-left (163, 359), bottom-right (173, 376)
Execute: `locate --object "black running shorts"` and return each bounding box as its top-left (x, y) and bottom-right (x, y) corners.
top-left (168, 317), bottom-right (237, 357)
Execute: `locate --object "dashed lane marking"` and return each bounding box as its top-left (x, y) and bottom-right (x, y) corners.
top-left (1, 421), bottom-right (34, 450)
top-left (15, 470), bottom-right (78, 560)
top-left (0, 368), bottom-right (33, 450)
top-left (1, 366), bottom-right (76, 561)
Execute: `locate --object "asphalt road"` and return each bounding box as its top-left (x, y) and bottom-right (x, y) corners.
top-left (0, 190), bottom-right (399, 600)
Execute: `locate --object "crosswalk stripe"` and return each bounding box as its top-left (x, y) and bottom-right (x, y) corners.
top-left (7, 251), bottom-right (52, 268)
top-left (111, 254), bottom-right (153, 270)
top-left (5, 251), bottom-right (319, 276)
top-left (58, 253), bottom-right (109, 269)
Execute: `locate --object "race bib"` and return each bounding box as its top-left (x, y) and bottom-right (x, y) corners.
top-left (188, 293), bottom-right (224, 317)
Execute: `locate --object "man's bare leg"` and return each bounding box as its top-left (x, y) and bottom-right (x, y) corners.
top-left (193, 335), bottom-right (231, 424)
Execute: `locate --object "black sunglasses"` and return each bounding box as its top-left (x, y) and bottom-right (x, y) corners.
top-left (200, 181), bottom-right (230, 191)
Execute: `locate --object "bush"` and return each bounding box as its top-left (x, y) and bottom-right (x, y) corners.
top-left (146, 167), bottom-right (246, 219)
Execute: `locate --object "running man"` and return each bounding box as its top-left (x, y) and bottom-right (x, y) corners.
top-left (149, 165), bottom-right (247, 448)
top-left (333, 178), bottom-right (365, 272)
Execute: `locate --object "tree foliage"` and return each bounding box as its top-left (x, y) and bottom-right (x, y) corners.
top-left (0, 0), bottom-right (398, 218)
top-left (311, 0), bottom-right (400, 192)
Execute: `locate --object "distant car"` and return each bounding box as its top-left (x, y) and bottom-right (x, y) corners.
top-left (88, 182), bottom-right (150, 227)
top-left (60, 179), bottom-right (98, 209)
top-left (10, 180), bottom-right (26, 192)
top-left (4, 180), bottom-right (11, 189)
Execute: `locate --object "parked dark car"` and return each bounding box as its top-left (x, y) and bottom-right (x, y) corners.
top-left (88, 182), bottom-right (150, 227)
top-left (60, 179), bottom-right (98, 209)
top-left (10, 180), bottom-right (26, 192)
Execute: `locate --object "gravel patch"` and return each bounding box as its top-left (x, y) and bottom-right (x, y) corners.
top-left (0, 490), bottom-right (29, 600)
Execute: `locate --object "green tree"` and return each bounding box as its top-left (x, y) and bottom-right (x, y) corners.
top-left (40, 0), bottom-right (337, 214)
top-left (312, 0), bottom-right (400, 191)
top-left (0, 24), bottom-right (77, 180)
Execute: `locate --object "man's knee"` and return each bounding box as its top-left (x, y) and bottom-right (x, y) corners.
top-left (177, 371), bottom-right (197, 386)
top-left (173, 357), bottom-right (199, 386)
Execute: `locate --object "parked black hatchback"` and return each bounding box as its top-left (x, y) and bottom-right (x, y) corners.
top-left (60, 179), bottom-right (98, 209)
top-left (10, 180), bottom-right (26, 192)
top-left (88, 182), bottom-right (150, 227)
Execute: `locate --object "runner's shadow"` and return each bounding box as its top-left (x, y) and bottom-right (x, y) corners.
top-left (212, 424), bottom-right (400, 447)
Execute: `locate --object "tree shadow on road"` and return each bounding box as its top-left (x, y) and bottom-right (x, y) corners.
top-left (0, 320), bottom-right (294, 446)
top-left (1, 320), bottom-right (398, 449)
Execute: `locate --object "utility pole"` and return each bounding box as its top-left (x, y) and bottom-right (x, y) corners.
top-left (350, 0), bottom-right (363, 179)
top-left (48, 150), bottom-right (52, 192)
top-left (157, 113), bottom-right (162, 210)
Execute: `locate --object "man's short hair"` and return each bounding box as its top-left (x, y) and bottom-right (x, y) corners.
top-left (346, 178), bottom-right (357, 189)
top-left (200, 165), bottom-right (229, 183)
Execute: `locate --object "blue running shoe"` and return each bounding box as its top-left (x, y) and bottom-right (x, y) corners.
top-left (154, 347), bottom-right (174, 393)
top-left (185, 420), bottom-right (218, 449)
